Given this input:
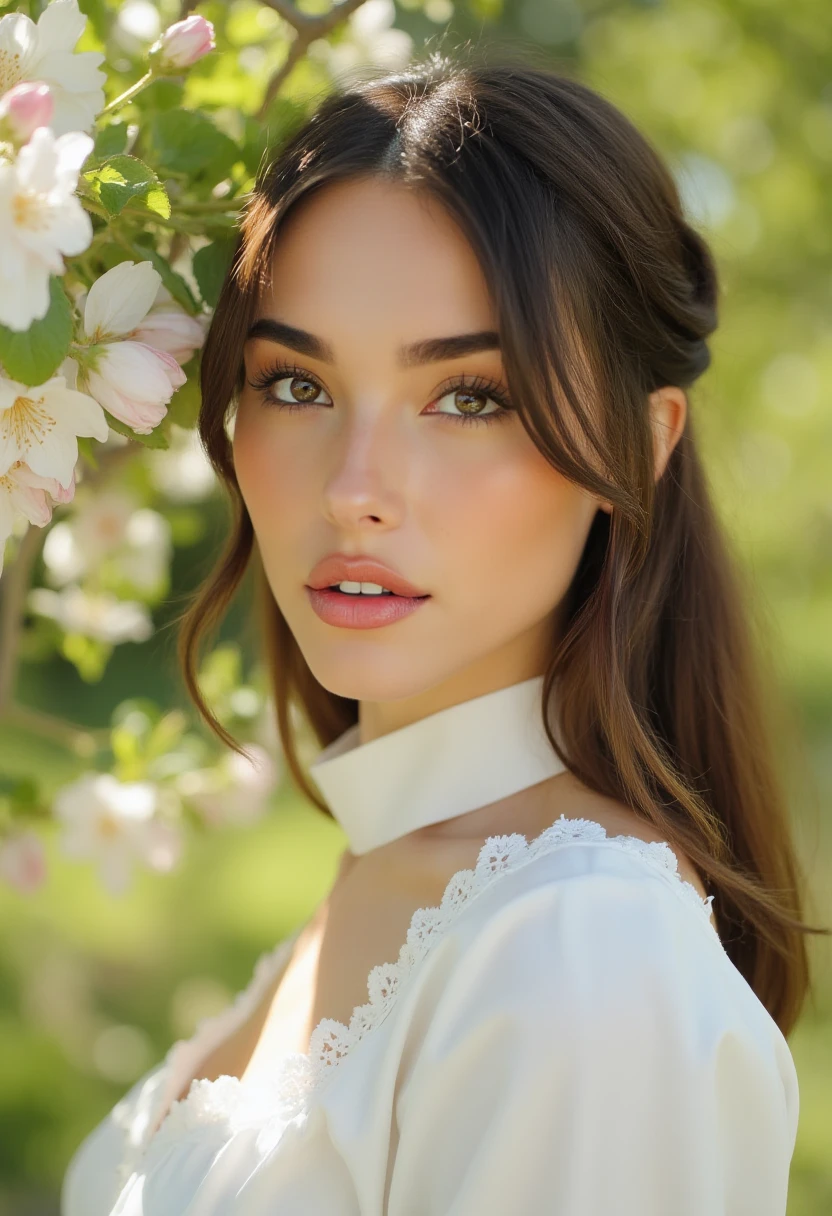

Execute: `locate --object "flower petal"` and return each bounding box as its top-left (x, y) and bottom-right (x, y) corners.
top-left (33, 0), bottom-right (86, 55)
top-left (83, 261), bottom-right (162, 339)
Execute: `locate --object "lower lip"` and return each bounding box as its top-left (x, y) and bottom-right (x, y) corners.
top-left (305, 586), bottom-right (431, 629)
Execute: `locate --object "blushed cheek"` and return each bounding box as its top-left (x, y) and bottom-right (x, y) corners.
top-left (439, 451), bottom-right (592, 625)
top-left (232, 411), bottom-right (300, 556)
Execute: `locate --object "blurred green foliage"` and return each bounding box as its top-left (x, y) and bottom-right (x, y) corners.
top-left (0, 0), bottom-right (830, 1212)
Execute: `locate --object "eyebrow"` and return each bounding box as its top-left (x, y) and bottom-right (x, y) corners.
top-left (245, 317), bottom-right (501, 368)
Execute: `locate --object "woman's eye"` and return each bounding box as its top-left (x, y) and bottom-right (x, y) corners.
top-left (430, 386), bottom-right (505, 421)
top-left (262, 373), bottom-right (331, 408)
top-left (248, 365), bottom-right (513, 427)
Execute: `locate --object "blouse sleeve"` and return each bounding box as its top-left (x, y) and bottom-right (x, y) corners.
top-left (386, 870), bottom-right (798, 1216)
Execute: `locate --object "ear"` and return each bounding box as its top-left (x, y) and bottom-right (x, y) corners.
top-left (596, 385), bottom-right (687, 516)
top-left (649, 385), bottom-right (687, 483)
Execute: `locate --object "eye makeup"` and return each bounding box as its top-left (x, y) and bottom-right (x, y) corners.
top-left (246, 361), bottom-right (516, 428)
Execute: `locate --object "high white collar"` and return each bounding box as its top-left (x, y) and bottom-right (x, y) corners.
top-left (308, 674), bottom-right (567, 856)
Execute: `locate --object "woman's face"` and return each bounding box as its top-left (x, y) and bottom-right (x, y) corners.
top-left (232, 176), bottom-right (608, 736)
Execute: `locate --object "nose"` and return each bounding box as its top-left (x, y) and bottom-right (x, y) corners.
top-left (320, 409), bottom-right (405, 531)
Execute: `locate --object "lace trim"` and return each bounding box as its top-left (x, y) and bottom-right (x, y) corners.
top-left (118, 815), bottom-right (717, 1180)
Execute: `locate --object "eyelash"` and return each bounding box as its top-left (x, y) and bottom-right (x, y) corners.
top-left (246, 362), bottom-right (515, 428)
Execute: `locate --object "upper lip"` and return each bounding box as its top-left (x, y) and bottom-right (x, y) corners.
top-left (306, 554), bottom-right (430, 597)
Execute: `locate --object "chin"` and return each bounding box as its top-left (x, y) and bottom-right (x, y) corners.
top-left (302, 650), bottom-right (449, 705)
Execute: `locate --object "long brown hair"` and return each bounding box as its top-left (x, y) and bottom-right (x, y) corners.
top-left (175, 49), bottom-right (829, 1037)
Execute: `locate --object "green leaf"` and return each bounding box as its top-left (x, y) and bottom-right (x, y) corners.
top-left (104, 411), bottom-right (171, 450)
top-left (61, 633), bottom-right (112, 683)
top-left (148, 109), bottom-right (240, 180)
top-left (0, 278), bottom-right (73, 386)
top-left (167, 360), bottom-right (202, 429)
top-left (76, 435), bottom-right (100, 470)
top-left (94, 121), bottom-right (129, 160)
top-left (84, 154), bottom-right (169, 218)
top-left (143, 180), bottom-right (172, 219)
top-left (192, 238), bottom-right (236, 308)
top-left (127, 241), bottom-right (198, 313)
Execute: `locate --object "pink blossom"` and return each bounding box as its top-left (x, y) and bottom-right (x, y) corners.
top-left (0, 831), bottom-right (47, 893)
top-left (150, 15), bottom-right (215, 71)
top-left (84, 342), bottom-right (186, 435)
top-left (130, 308), bottom-right (206, 366)
top-left (0, 81), bottom-right (54, 143)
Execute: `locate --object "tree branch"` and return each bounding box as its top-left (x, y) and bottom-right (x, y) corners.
top-left (255, 0), bottom-right (370, 120)
top-left (0, 522), bottom-right (44, 716)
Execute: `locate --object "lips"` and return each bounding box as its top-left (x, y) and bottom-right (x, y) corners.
top-left (306, 554), bottom-right (430, 599)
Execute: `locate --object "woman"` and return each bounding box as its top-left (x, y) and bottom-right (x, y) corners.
top-left (62, 51), bottom-right (825, 1215)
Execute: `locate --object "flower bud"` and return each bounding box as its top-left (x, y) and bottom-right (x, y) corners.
top-left (0, 82), bottom-right (54, 144)
top-left (148, 15), bottom-right (215, 73)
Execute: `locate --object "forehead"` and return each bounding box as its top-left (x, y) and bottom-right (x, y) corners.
top-left (258, 177), bottom-right (498, 349)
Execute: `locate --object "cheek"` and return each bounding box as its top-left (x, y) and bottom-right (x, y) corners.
top-left (430, 442), bottom-right (593, 613)
top-left (232, 406), bottom-right (313, 590)
top-left (232, 408), bottom-right (308, 552)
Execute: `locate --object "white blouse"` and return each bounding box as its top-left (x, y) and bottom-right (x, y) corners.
top-left (60, 676), bottom-right (800, 1215)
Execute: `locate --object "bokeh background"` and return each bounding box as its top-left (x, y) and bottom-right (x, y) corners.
top-left (0, 0), bottom-right (830, 1212)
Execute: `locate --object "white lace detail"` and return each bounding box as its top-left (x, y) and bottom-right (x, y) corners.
top-left (118, 815), bottom-right (717, 1182)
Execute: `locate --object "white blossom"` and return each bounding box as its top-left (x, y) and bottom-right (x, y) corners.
top-left (0, 459), bottom-right (75, 576)
top-left (41, 487), bottom-right (137, 584)
top-left (177, 744), bottom-right (280, 828)
top-left (148, 423), bottom-right (216, 502)
top-left (129, 284), bottom-right (207, 365)
top-left (82, 260), bottom-right (162, 341)
top-left (74, 262), bottom-right (188, 434)
top-left (28, 584), bottom-right (153, 644)
top-left (53, 773), bottom-right (183, 896)
top-left (86, 342), bottom-right (185, 434)
top-left (41, 490), bottom-right (171, 593)
top-left (0, 126), bottom-right (94, 330)
top-left (117, 507), bottom-right (171, 591)
top-left (0, 0), bottom-right (105, 137)
top-left (0, 373), bottom-right (108, 487)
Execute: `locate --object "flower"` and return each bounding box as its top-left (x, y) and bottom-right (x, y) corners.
top-left (129, 285), bottom-right (207, 366)
top-left (28, 584), bottom-right (153, 644)
top-left (0, 459), bottom-right (75, 576)
top-left (0, 0), bottom-right (105, 137)
top-left (82, 259), bottom-right (162, 341)
top-left (0, 830), bottom-right (47, 893)
top-left (73, 261), bottom-right (188, 434)
top-left (42, 494), bottom-right (172, 593)
top-left (70, 261), bottom-right (187, 437)
top-left (84, 343), bottom-right (186, 435)
top-left (53, 773), bottom-right (183, 896)
top-left (0, 373), bottom-right (108, 488)
top-left (115, 507), bottom-right (172, 592)
top-left (148, 423), bottom-right (216, 502)
top-left (42, 487), bottom-right (137, 584)
top-left (0, 125), bottom-right (94, 330)
top-left (177, 744), bottom-right (280, 828)
top-left (149, 15), bottom-right (216, 72)
top-left (0, 81), bottom-right (54, 144)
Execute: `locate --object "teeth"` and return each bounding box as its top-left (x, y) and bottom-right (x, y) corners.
top-left (335, 581), bottom-right (394, 596)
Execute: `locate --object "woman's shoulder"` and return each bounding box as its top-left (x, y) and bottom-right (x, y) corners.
top-left (404, 813), bottom-right (792, 1065)
top-left (391, 822), bottom-right (800, 1216)
top-left (401, 830), bottom-right (794, 1100)
top-left (432, 804), bottom-right (722, 967)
